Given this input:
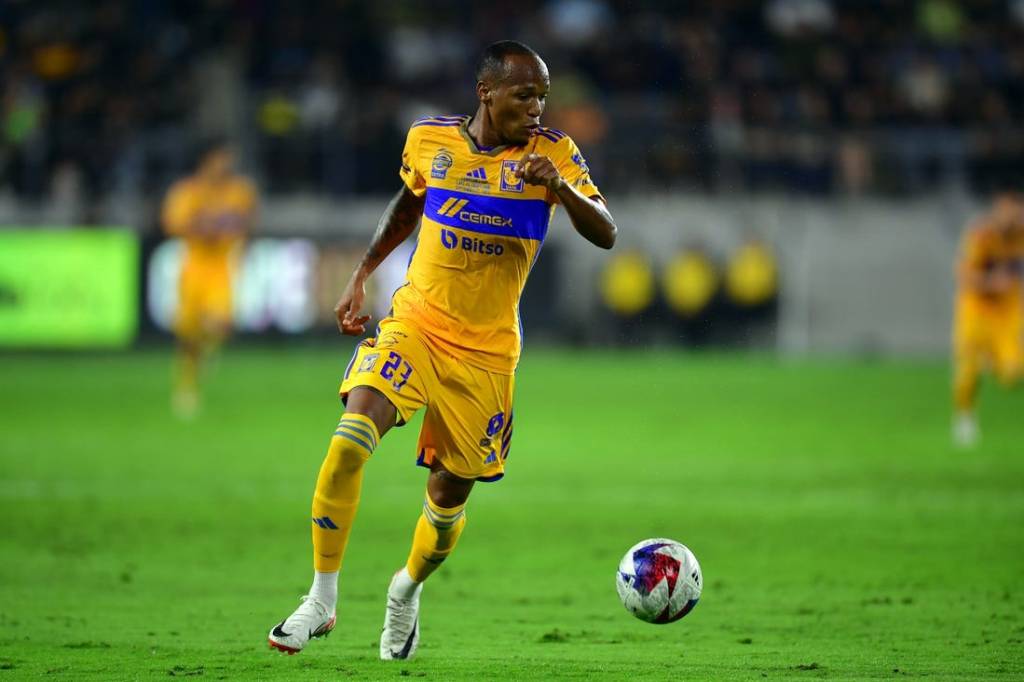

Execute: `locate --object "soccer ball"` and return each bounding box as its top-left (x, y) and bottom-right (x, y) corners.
top-left (616, 538), bottom-right (702, 624)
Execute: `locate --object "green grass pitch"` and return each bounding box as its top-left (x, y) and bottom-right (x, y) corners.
top-left (1, 346), bottom-right (1022, 680)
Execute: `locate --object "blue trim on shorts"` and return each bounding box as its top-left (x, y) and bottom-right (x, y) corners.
top-left (415, 448), bottom-right (505, 482)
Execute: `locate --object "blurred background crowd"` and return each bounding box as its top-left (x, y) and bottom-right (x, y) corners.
top-left (1, 0), bottom-right (1021, 357)
top-left (3, 0), bottom-right (1024, 222)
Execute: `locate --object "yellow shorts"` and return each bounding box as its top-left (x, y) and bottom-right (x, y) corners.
top-left (338, 318), bottom-right (515, 482)
top-left (176, 264), bottom-right (233, 341)
top-left (953, 296), bottom-right (1023, 382)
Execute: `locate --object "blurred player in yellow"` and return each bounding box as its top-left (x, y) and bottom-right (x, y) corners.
top-left (267, 41), bottom-right (617, 660)
top-left (161, 139), bottom-right (257, 417)
top-left (952, 191), bottom-right (1024, 446)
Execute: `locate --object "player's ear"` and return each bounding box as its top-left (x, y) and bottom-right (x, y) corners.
top-left (477, 81), bottom-right (491, 105)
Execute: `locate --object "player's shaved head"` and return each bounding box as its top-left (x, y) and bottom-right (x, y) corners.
top-left (475, 40), bottom-right (545, 85)
top-left (992, 191), bottom-right (1024, 229)
top-left (471, 40), bottom-right (550, 147)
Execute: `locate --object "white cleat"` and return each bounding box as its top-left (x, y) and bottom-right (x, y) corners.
top-left (172, 388), bottom-right (199, 420)
top-left (268, 596), bottom-right (336, 655)
top-left (953, 412), bottom-right (979, 448)
top-left (380, 572), bottom-right (422, 660)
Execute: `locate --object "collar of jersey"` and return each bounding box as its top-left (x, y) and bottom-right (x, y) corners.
top-left (459, 117), bottom-right (517, 157)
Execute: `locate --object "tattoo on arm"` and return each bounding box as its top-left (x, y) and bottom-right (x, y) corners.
top-left (360, 186), bottom-right (426, 274)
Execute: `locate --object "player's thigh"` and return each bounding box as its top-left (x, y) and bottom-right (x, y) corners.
top-left (991, 314), bottom-right (1024, 385)
top-left (339, 320), bottom-right (433, 427)
top-left (175, 273), bottom-right (205, 342)
top-left (953, 309), bottom-right (990, 376)
top-left (417, 365), bottom-right (514, 482)
top-left (200, 282), bottom-right (233, 330)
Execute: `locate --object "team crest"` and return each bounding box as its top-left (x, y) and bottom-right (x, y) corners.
top-left (357, 353), bottom-right (380, 373)
top-left (431, 149), bottom-right (454, 179)
top-left (500, 160), bottom-right (524, 193)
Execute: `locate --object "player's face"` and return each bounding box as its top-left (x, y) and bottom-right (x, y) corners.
top-left (486, 55), bottom-right (550, 147)
top-left (201, 148), bottom-right (234, 180)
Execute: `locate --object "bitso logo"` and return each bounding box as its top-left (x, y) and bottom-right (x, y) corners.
top-left (438, 228), bottom-right (504, 256)
top-left (431, 149), bottom-right (453, 179)
top-left (500, 160), bottom-right (524, 193)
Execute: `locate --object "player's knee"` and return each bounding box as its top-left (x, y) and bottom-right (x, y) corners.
top-left (327, 438), bottom-right (367, 475)
top-left (345, 388), bottom-right (397, 437)
top-left (426, 466), bottom-right (473, 509)
top-left (321, 416), bottom-right (378, 485)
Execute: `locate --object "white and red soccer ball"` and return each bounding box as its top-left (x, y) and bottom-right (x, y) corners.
top-left (616, 538), bottom-right (702, 624)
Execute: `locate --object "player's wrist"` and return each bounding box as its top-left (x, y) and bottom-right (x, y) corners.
top-left (352, 264), bottom-right (373, 284)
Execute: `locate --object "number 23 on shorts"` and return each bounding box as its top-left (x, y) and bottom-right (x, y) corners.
top-left (379, 351), bottom-right (414, 391)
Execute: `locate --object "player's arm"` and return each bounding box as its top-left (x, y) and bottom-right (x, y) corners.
top-left (161, 181), bottom-right (194, 237)
top-left (233, 180), bottom-right (259, 237)
top-left (517, 152), bottom-right (617, 249)
top-left (334, 186), bottom-right (425, 335)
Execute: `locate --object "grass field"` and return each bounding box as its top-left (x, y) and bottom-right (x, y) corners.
top-left (1, 346), bottom-right (1022, 680)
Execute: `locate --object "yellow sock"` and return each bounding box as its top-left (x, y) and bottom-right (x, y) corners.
top-left (311, 413), bottom-right (379, 572)
top-left (405, 494), bottom-right (467, 583)
top-left (953, 359), bottom-right (979, 413)
top-left (175, 344), bottom-right (200, 394)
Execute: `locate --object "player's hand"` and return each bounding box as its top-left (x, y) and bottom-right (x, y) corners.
top-left (514, 152), bottom-right (564, 193)
top-left (334, 273), bottom-right (371, 336)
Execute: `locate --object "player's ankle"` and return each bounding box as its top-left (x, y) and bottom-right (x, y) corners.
top-left (390, 567), bottom-right (422, 600)
top-left (309, 571), bottom-right (339, 612)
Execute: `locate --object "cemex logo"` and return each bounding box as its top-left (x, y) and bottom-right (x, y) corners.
top-left (436, 197), bottom-right (513, 227)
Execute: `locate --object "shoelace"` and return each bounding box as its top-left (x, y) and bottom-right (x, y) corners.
top-left (385, 596), bottom-right (416, 639)
top-left (288, 595), bottom-right (330, 631)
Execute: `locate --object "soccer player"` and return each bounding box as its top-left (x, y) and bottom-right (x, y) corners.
top-left (268, 41), bottom-right (616, 660)
top-left (161, 138), bottom-right (257, 418)
top-left (952, 191), bottom-right (1024, 446)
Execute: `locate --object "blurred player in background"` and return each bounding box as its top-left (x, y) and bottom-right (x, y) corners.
top-left (161, 139), bottom-right (257, 418)
top-left (267, 41), bottom-right (616, 660)
top-left (952, 191), bottom-right (1024, 447)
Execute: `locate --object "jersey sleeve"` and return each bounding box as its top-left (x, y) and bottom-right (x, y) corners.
top-left (162, 181), bottom-right (196, 237)
top-left (552, 136), bottom-right (602, 203)
top-left (399, 125), bottom-right (427, 197)
top-left (959, 227), bottom-right (989, 273)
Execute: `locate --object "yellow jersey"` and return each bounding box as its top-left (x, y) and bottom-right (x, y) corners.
top-left (958, 222), bottom-right (1024, 308)
top-left (391, 115), bottom-right (602, 374)
top-left (161, 175), bottom-right (257, 271)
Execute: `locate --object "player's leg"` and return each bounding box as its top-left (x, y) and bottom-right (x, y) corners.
top-left (172, 275), bottom-right (203, 418)
top-left (192, 277), bottom-right (234, 386)
top-left (270, 323), bottom-right (430, 654)
top-left (381, 460), bottom-right (473, 661)
top-left (952, 303), bottom-right (984, 447)
top-left (310, 387), bottom-right (396, 597)
top-left (380, 363), bottom-right (513, 660)
top-left (269, 387), bottom-right (396, 654)
top-left (991, 311), bottom-right (1023, 389)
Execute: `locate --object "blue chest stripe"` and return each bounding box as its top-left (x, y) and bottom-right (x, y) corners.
top-left (425, 188), bottom-right (550, 241)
